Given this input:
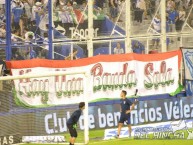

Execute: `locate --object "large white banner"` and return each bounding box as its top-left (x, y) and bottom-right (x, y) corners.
top-left (9, 51), bottom-right (181, 107)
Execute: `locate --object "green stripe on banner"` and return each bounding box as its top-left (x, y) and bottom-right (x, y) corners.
top-left (13, 89), bottom-right (53, 108)
top-left (13, 86), bottom-right (183, 108)
top-left (90, 95), bottom-right (140, 103)
top-left (169, 83), bottom-right (184, 96)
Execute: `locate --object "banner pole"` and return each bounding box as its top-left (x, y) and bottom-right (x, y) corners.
top-left (146, 39), bottom-right (149, 54)
top-left (48, 0), bottom-right (54, 59)
top-left (180, 60), bottom-right (183, 85)
top-left (109, 40), bottom-right (112, 54)
top-left (84, 73), bottom-right (89, 144)
top-left (161, 0), bottom-right (167, 52)
top-left (5, 0), bottom-right (12, 60)
top-left (87, 0), bottom-right (94, 57)
top-left (125, 0), bottom-right (131, 53)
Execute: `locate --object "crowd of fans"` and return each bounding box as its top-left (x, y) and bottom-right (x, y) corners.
top-left (0, 0), bottom-right (192, 60)
top-left (149, 0), bottom-right (191, 49)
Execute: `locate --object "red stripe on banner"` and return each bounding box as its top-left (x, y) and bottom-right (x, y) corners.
top-left (6, 50), bottom-right (182, 70)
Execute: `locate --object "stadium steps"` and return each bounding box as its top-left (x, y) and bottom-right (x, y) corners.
top-left (182, 39), bottom-right (193, 48)
top-left (117, 19), bottom-right (151, 34)
top-left (117, 18), bottom-right (187, 52)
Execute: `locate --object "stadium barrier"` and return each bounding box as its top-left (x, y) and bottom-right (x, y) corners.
top-left (182, 48), bottom-right (193, 96)
top-left (6, 50), bottom-right (182, 107)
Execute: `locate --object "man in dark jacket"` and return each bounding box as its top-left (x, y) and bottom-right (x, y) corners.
top-left (67, 102), bottom-right (85, 145)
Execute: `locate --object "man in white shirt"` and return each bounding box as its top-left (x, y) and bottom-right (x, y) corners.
top-left (114, 42), bottom-right (124, 54)
top-left (152, 15), bottom-right (161, 49)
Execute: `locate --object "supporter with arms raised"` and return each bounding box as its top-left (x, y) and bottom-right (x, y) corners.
top-left (59, 1), bottom-right (74, 25)
top-left (65, 48), bottom-right (79, 60)
top-left (32, 2), bottom-right (44, 27)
